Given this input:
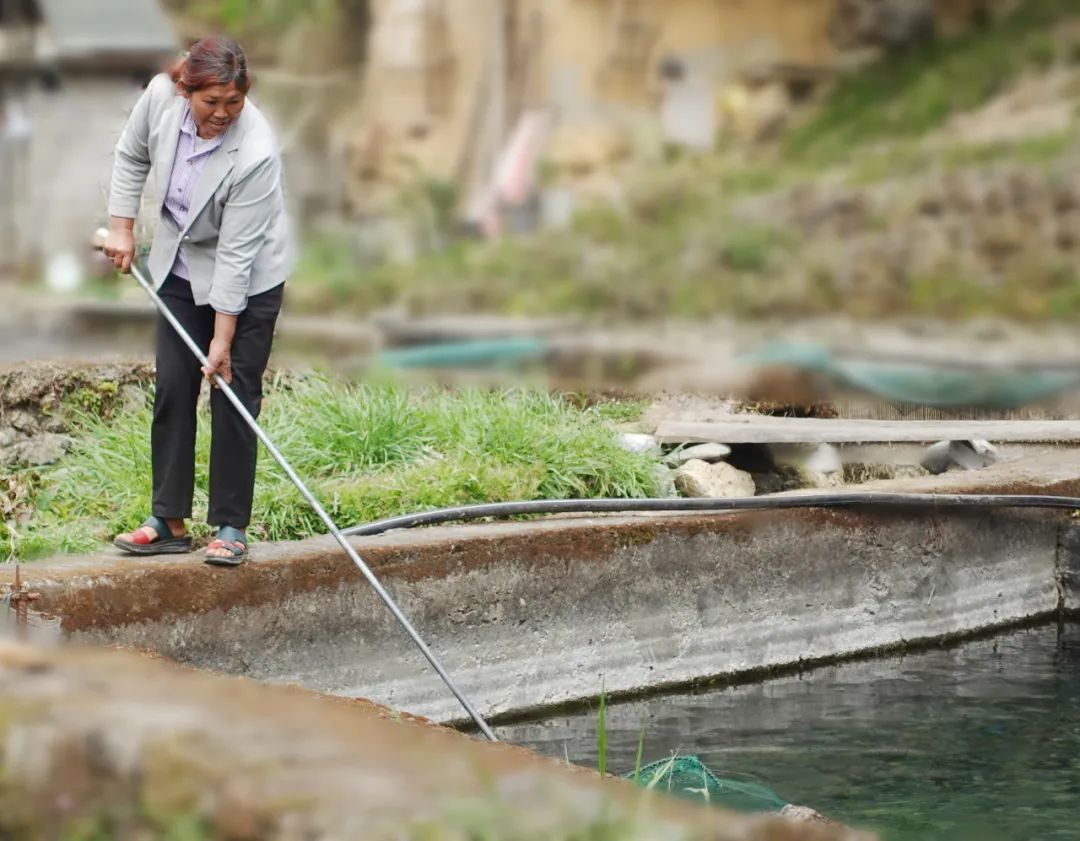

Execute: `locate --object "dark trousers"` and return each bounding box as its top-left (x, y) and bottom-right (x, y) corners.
top-left (152, 274), bottom-right (283, 529)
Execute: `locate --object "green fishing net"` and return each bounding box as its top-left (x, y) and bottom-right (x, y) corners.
top-left (742, 341), bottom-right (1080, 409)
top-left (625, 755), bottom-right (788, 813)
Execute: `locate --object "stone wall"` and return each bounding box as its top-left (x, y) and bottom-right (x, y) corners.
top-left (0, 360), bottom-right (153, 472)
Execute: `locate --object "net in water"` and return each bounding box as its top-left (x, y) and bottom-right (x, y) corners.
top-left (625, 755), bottom-right (788, 813)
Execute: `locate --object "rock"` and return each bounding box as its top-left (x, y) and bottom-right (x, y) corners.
top-left (674, 460), bottom-right (756, 499)
top-left (921, 439), bottom-right (997, 475)
top-left (42, 414), bottom-right (67, 434)
top-left (14, 434), bottom-right (71, 467)
top-left (949, 438), bottom-right (997, 470)
top-left (38, 392), bottom-right (61, 415)
top-left (618, 432), bottom-right (660, 455)
top-left (782, 803), bottom-right (834, 824)
top-left (752, 467), bottom-right (806, 495)
top-left (7, 410), bottom-right (38, 435)
top-left (921, 440), bottom-right (953, 474)
top-left (120, 384), bottom-right (149, 413)
top-left (664, 442), bottom-right (732, 467)
top-left (803, 470), bottom-right (844, 490)
top-left (652, 464), bottom-right (679, 499)
top-left (0, 426), bottom-right (15, 448)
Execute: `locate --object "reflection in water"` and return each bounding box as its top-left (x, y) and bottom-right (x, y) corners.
top-left (498, 624), bottom-right (1080, 841)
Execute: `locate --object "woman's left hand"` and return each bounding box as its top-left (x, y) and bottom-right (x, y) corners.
top-left (202, 337), bottom-right (233, 385)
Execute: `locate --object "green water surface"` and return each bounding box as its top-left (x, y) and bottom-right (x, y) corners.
top-left (498, 624), bottom-right (1080, 841)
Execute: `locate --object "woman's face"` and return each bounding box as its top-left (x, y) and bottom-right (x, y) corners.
top-left (186, 82), bottom-right (245, 138)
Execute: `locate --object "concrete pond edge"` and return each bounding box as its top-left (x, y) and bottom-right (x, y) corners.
top-left (4, 452), bottom-right (1080, 727)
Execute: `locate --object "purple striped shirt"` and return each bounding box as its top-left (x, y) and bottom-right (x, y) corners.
top-left (163, 107), bottom-right (225, 280)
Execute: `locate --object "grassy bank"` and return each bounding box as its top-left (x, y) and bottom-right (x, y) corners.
top-left (4, 379), bottom-right (655, 560)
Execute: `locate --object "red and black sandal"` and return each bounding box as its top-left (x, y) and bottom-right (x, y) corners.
top-left (205, 525), bottom-right (249, 567)
top-left (113, 515), bottom-right (192, 556)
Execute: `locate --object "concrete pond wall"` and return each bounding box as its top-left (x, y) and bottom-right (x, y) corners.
top-left (7, 455), bottom-right (1080, 727)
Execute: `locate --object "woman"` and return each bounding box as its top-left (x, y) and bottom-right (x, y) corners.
top-left (105, 36), bottom-right (292, 565)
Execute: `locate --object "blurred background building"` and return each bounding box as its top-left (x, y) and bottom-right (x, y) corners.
top-left (0, 0), bottom-right (175, 282)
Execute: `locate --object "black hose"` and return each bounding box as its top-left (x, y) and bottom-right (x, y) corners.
top-left (342, 492), bottom-right (1080, 537)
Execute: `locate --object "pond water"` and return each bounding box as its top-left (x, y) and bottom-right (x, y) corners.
top-left (497, 623), bottom-right (1080, 840)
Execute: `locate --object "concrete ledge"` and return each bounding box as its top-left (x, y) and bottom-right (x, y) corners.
top-left (5, 476), bottom-right (1074, 725)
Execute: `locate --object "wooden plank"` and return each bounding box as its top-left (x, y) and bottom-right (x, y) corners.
top-left (655, 417), bottom-right (1080, 445)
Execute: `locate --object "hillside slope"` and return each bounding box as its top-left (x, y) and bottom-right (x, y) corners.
top-left (284, 2), bottom-right (1080, 322)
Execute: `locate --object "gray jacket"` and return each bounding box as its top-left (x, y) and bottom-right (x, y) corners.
top-left (108, 73), bottom-right (292, 314)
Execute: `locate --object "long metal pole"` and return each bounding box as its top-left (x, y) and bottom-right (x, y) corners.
top-left (127, 261), bottom-right (498, 742)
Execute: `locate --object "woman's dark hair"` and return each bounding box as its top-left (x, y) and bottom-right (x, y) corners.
top-left (170, 36), bottom-right (251, 94)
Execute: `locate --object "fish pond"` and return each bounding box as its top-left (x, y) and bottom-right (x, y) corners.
top-left (499, 624), bottom-right (1080, 841)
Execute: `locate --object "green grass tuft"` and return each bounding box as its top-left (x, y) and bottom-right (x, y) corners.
top-left (8, 379), bottom-right (655, 560)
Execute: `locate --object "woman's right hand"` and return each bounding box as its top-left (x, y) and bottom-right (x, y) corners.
top-left (103, 220), bottom-right (136, 273)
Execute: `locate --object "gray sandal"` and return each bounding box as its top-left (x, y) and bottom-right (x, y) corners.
top-left (204, 525), bottom-right (248, 567)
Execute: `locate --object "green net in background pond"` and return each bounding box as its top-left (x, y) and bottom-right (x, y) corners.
top-left (740, 341), bottom-right (1080, 409)
top-left (626, 755), bottom-right (789, 813)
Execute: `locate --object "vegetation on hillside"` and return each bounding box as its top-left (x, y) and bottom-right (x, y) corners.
top-left (283, 1), bottom-right (1080, 323)
top-left (787, 0), bottom-right (1080, 161)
